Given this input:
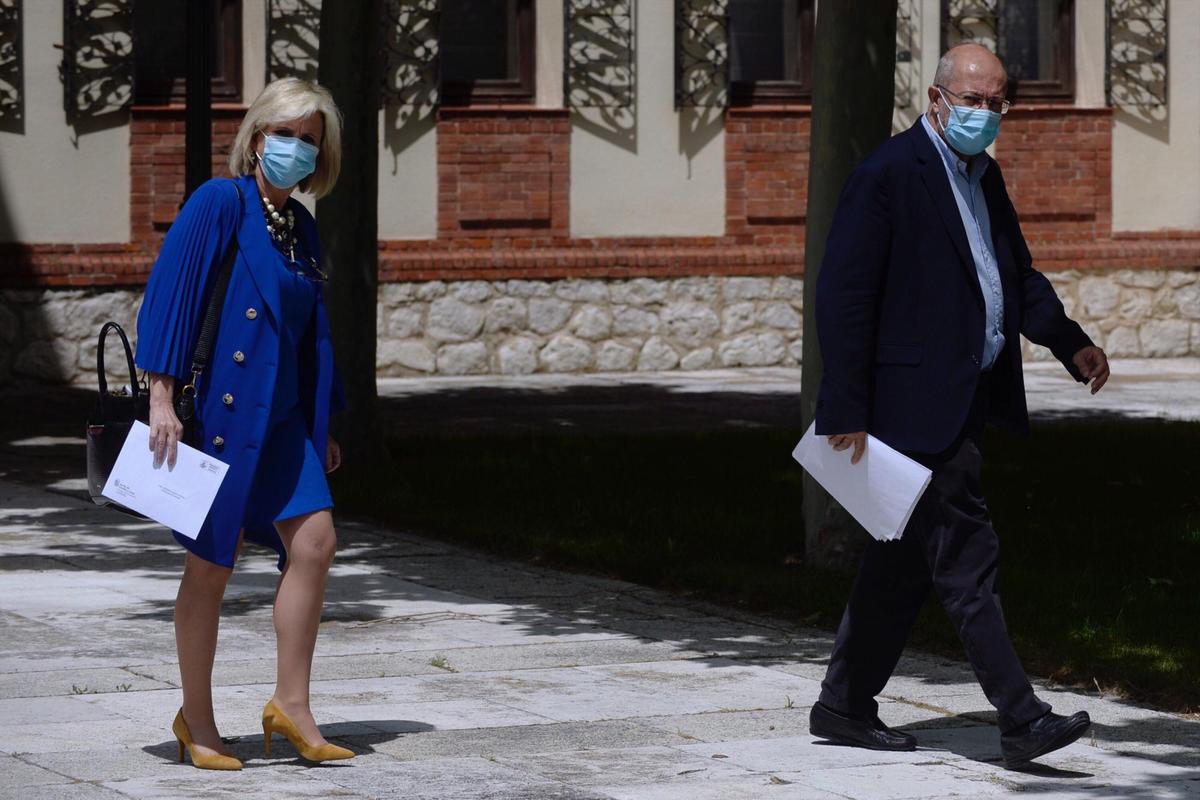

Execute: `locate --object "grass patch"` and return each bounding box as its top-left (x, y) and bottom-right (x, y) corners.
top-left (334, 419), bottom-right (1200, 713)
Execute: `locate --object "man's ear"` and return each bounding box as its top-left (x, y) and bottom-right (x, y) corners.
top-left (926, 85), bottom-right (941, 112)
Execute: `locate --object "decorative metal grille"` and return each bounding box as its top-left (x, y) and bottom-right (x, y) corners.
top-left (1106, 0), bottom-right (1167, 109)
top-left (60, 0), bottom-right (133, 119)
top-left (675, 0), bottom-right (727, 109)
top-left (564, 0), bottom-right (634, 109)
top-left (381, 0), bottom-right (439, 107)
top-left (895, 0), bottom-right (920, 110)
top-left (0, 0), bottom-right (21, 121)
top-left (942, 0), bottom-right (998, 53)
top-left (267, 0), bottom-right (321, 82)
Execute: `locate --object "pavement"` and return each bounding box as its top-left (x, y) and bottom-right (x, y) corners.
top-left (373, 358), bottom-right (1200, 436)
top-left (1, 358), bottom-right (1198, 799)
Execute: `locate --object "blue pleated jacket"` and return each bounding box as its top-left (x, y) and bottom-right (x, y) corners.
top-left (135, 173), bottom-right (344, 568)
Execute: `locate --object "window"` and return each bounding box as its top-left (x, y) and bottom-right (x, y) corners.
top-left (133, 0), bottom-right (242, 105)
top-left (943, 0), bottom-right (1074, 103)
top-left (728, 0), bottom-right (815, 105)
top-left (440, 0), bottom-right (535, 105)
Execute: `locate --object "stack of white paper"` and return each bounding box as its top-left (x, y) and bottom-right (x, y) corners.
top-left (101, 421), bottom-right (229, 539)
top-left (792, 422), bottom-right (932, 542)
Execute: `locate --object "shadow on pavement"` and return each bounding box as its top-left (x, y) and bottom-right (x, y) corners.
top-left (3, 382), bottom-right (1198, 790)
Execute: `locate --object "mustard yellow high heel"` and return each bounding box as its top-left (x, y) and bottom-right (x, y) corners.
top-left (262, 699), bottom-right (354, 762)
top-left (172, 709), bottom-right (242, 770)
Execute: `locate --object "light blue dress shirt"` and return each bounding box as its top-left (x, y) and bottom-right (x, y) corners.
top-left (921, 115), bottom-right (1006, 371)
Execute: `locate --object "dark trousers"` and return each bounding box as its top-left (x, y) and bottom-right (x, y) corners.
top-left (817, 378), bottom-right (1050, 733)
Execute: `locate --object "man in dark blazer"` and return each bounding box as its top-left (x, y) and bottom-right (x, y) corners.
top-left (808, 43), bottom-right (1110, 767)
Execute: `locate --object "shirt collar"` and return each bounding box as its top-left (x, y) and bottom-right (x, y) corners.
top-left (920, 113), bottom-right (989, 185)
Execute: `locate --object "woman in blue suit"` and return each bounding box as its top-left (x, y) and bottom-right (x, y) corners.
top-left (136, 78), bottom-right (353, 769)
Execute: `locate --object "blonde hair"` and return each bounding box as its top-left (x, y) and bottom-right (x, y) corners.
top-left (229, 78), bottom-right (343, 199)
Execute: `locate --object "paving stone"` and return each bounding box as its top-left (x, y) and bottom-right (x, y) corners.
top-left (494, 744), bottom-right (755, 790)
top-left (0, 667), bottom-right (173, 699)
top-left (316, 755), bottom-right (610, 800)
top-left (3, 471), bottom-right (1200, 800)
top-left (362, 718), bottom-right (682, 762)
top-left (638, 708), bottom-right (812, 742)
top-left (783, 762), bottom-right (1013, 798)
top-left (101, 772), bottom-right (363, 799)
top-left (0, 784), bottom-right (129, 800)
top-left (322, 698), bottom-right (553, 733)
top-left (0, 754), bottom-right (71, 788)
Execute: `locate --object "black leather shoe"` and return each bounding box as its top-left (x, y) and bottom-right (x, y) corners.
top-left (1001, 711), bottom-right (1091, 767)
top-left (809, 701), bottom-right (917, 751)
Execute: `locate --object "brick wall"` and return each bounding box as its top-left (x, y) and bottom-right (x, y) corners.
top-left (129, 106), bottom-right (243, 245)
top-left (436, 108), bottom-right (570, 242)
top-left (994, 106), bottom-right (1113, 245)
top-left (725, 107), bottom-right (810, 247)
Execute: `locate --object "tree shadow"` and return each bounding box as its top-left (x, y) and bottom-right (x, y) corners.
top-left (566, 0), bottom-right (637, 154)
top-left (3, 381), bottom-right (1198, 790)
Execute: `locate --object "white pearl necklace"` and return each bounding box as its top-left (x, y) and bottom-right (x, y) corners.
top-left (261, 195), bottom-right (297, 261)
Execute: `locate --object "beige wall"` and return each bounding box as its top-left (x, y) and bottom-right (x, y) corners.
top-left (568, 0), bottom-right (726, 237)
top-left (0, 1), bottom-right (129, 243)
top-left (1075, 0), bottom-right (1106, 108)
top-left (1111, 0), bottom-right (1200, 232)
top-left (379, 107), bottom-right (437, 239)
top-left (242, 0), bottom-right (267, 104)
top-left (536, 0), bottom-right (564, 109)
top-left (893, 0), bottom-right (940, 133)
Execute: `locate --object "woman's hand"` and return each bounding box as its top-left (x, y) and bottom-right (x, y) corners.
top-left (325, 435), bottom-right (341, 473)
top-left (147, 372), bottom-right (184, 469)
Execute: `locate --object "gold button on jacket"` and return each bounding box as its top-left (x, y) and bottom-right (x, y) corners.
top-left (245, 308), bottom-right (258, 320)
top-left (222, 393), bottom-right (234, 405)
top-left (232, 350), bottom-right (245, 363)
top-left (212, 435), bottom-right (224, 447)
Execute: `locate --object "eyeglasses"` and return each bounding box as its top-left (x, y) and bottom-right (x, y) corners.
top-left (936, 85), bottom-right (1011, 115)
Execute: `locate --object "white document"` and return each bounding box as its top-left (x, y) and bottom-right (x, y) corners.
top-left (101, 421), bottom-right (229, 539)
top-left (792, 422), bottom-right (933, 542)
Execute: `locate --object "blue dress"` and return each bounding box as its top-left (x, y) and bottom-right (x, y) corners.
top-left (136, 175), bottom-right (341, 572)
top-left (240, 235), bottom-right (334, 533)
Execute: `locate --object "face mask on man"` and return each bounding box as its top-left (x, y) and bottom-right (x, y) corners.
top-left (936, 89), bottom-right (1001, 156)
top-left (259, 134), bottom-right (319, 189)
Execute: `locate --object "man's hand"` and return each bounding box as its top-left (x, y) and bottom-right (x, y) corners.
top-left (828, 431), bottom-right (867, 465)
top-left (1072, 346), bottom-right (1110, 395)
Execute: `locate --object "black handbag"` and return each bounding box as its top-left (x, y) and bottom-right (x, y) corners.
top-left (86, 321), bottom-right (151, 509)
top-left (86, 182), bottom-right (241, 510)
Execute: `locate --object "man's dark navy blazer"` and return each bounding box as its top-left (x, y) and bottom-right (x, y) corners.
top-left (814, 121), bottom-right (1094, 455)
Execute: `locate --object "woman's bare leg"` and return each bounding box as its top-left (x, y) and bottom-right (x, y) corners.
top-left (175, 549), bottom-right (237, 756)
top-left (270, 510), bottom-right (337, 745)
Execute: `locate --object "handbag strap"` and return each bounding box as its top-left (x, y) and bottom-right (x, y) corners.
top-left (180, 181), bottom-right (242, 396)
top-left (95, 321), bottom-right (138, 416)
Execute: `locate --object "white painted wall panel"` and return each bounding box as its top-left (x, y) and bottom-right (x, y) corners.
top-left (1111, 0), bottom-right (1200, 231)
top-left (0, 1), bottom-right (129, 243)
top-left (569, 0), bottom-right (725, 237)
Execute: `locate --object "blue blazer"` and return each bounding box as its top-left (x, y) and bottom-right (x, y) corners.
top-left (135, 174), bottom-right (343, 567)
top-left (814, 122), bottom-right (1093, 455)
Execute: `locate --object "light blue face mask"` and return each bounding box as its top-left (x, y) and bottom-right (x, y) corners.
top-left (259, 134), bottom-right (319, 189)
top-left (937, 89), bottom-right (1001, 156)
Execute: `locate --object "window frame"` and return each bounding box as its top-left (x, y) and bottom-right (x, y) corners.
top-left (439, 0), bottom-right (536, 106)
top-left (1004, 0), bottom-right (1074, 104)
top-left (728, 0), bottom-right (816, 106)
top-left (132, 0), bottom-right (243, 106)
top-left (941, 0), bottom-right (1075, 106)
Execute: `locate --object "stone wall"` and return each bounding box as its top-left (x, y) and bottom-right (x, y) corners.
top-left (2, 268), bottom-right (1197, 385)
top-left (1026, 269), bottom-right (1200, 361)
top-left (376, 276), bottom-right (805, 376)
